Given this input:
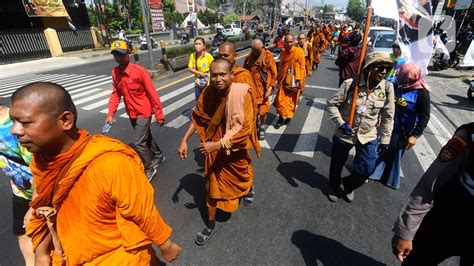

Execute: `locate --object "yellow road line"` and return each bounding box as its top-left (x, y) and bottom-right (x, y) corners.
top-left (157, 52), bottom-right (250, 91)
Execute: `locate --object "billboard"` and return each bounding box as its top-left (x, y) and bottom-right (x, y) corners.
top-left (22, 0), bottom-right (70, 17)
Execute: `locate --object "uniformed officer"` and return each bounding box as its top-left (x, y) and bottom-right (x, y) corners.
top-left (392, 122), bottom-right (474, 265)
top-left (326, 52), bottom-right (396, 202)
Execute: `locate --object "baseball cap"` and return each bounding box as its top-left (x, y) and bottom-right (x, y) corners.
top-left (111, 40), bottom-right (129, 54)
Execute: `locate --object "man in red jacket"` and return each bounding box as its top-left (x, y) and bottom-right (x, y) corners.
top-left (106, 40), bottom-right (165, 181)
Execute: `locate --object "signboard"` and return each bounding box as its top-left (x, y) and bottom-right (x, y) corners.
top-left (150, 7), bottom-right (166, 32)
top-left (22, 0), bottom-right (70, 17)
top-left (455, 0), bottom-right (472, 9)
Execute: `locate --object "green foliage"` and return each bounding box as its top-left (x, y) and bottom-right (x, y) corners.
top-left (234, 0), bottom-right (255, 16)
top-left (346, 0), bottom-right (365, 21)
top-left (205, 0), bottom-right (220, 10)
top-left (223, 13), bottom-right (239, 24)
top-left (163, 0), bottom-right (184, 28)
top-left (321, 4), bottom-right (334, 17)
top-left (198, 9), bottom-right (222, 27)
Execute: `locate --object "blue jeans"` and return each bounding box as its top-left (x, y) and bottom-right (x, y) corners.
top-left (370, 131), bottom-right (406, 189)
top-left (329, 135), bottom-right (378, 191)
top-left (195, 84), bottom-right (204, 101)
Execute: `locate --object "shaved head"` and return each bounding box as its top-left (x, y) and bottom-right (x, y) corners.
top-left (251, 39), bottom-right (264, 49)
top-left (12, 82), bottom-right (77, 124)
top-left (218, 42), bottom-right (236, 54)
top-left (285, 34), bottom-right (295, 41)
top-left (211, 58), bottom-right (232, 73)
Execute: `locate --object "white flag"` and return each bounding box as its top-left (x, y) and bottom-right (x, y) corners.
top-left (372, 0), bottom-right (399, 20)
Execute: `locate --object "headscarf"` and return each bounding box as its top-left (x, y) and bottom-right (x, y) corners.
top-left (397, 63), bottom-right (431, 91)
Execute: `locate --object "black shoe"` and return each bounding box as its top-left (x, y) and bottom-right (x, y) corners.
top-left (151, 156), bottom-right (165, 169)
top-left (284, 118), bottom-right (291, 125)
top-left (195, 226), bottom-right (216, 245)
top-left (146, 167), bottom-right (157, 182)
top-left (274, 116), bottom-right (284, 129)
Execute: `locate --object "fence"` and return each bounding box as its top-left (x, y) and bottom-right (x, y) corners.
top-left (57, 27), bottom-right (94, 53)
top-left (0, 28), bottom-right (51, 64)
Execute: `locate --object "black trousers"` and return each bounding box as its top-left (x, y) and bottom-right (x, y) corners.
top-left (403, 177), bottom-right (474, 266)
top-left (130, 118), bottom-right (162, 169)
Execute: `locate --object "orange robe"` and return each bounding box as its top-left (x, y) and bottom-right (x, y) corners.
top-left (26, 130), bottom-right (172, 265)
top-left (192, 83), bottom-right (260, 213)
top-left (273, 46), bottom-right (306, 119)
top-left (243, 50), bottom-right (277, 116)
top-left (297, 42), bottom-right (314, 78)
top-left (312, 32), bottom-right (326, 64)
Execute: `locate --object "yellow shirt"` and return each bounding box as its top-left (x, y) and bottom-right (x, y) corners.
top-left (188, 52), bottom-right (214, 75)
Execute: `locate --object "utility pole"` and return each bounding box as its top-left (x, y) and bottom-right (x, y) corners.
top-left (139, 0), bottom-right (155, 70)
top-left (242, 0), bottom-right (247, 23)
top-left (271, 0), bottom-right (276, 28)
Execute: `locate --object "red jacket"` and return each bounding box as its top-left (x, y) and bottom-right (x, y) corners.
top-left (108, 63), bottom-right (165, 121)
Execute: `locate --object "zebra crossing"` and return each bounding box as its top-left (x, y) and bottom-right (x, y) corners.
top-left (0, 73), bottom-right (454, 169)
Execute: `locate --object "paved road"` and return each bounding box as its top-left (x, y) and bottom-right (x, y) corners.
top-left (0, 49), bottom-right (471, 265)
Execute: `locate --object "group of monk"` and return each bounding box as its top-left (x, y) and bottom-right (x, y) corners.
top-left (4, 22), bottom-right (348, 264)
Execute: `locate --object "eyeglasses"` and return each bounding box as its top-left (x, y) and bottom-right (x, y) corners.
top-left (373, 65), bottom-right (392, 72)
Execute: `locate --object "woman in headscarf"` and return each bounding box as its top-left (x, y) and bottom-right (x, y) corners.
top-left (369, 63), bottom-right (431, 189)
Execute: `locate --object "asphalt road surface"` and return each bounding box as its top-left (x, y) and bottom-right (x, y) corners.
top-left (0, 49), bottom-right (470, 265)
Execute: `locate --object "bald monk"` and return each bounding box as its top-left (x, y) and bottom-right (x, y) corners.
top-left (178, 59), bottom-right (260, 245)
top-left (297, 33), bottom-right (314, 78)
top-left (243, 39), bottom-right (277, 141)
top-left (10, 82), bottom-right (181, 265)
top-left (218, 41), bottom-right (258, 205)
top-left (273, 34), bottom-right (306, 129)
top-left (218, 41), bottom-right (256, 90)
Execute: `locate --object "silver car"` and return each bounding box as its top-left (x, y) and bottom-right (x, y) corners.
top-left (367, 33), bottom-right (397, 54)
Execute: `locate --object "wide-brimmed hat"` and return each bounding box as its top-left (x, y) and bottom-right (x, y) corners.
top-left (110, 40), bottom-right (129, 54)
top-left (363, 52), bottom-right (395, 70)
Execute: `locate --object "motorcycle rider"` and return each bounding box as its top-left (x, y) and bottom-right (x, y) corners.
top-left (254, 25), bottom-right (270, 44)
top-left (212, 25), bottom-right (227, 48)
top-left (272, 27), bottom-right (286, 49)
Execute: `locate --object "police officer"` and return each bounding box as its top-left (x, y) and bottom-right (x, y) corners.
top-left (326, 52), bottom-right (396, 202)
top-left (392, 122), bottom-right (474, 265)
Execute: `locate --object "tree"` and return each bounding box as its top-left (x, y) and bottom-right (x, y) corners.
top-left (235, 0), bottom-right (255, 16)
top-left (198, 9), bottom-right (222, 27)
top-left (346, 0), bottom-right (365, 21)
top-left (163, 0), bottom-right (184, 28)
top-left (223, 12), bottom-right (239, 24)
top-left (321, 4), bottom-right (334, 17)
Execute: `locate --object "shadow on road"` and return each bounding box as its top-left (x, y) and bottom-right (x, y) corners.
top-left (291, 230), bottom-right (385, 266)
top-left (277, 160), bottom-right (327, 191)
top-left (325, 67), bottom-right (340, 72)
top-left (443, 94), bottom-right (474, 111)
top-left (172, 173), bottom-right (208, 222)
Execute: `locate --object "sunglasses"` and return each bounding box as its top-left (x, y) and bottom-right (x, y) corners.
top-left (373, 65), bottom-right (392, 72)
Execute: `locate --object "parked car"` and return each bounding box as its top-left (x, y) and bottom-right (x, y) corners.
top-left (367, 26), bottom-right (394, 42)
top-left (367, 32), bottom-right (396, 54)
top-left (223, 24), bottom-right (242, 37)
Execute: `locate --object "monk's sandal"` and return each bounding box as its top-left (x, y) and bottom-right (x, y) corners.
top-left (195, 226), bottom-right (216, 245)
top-left (243, 185), bottom-right (254, 206)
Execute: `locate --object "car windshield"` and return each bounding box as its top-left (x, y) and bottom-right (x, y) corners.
top-left (369, 29), bottom-right (394, 39)
top-left (224, 25), bottom-right (232, 29)
top-left (375, 34), bottom-right (396, 48)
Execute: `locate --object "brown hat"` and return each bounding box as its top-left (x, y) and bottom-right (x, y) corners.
top-left (363, 52), bottom-right (395, 70)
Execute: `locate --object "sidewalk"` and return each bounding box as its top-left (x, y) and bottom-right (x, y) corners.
top-left (0, 33), bottom-right (216, 79)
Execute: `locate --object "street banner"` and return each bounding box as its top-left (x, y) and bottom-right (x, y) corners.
top-left (149, 0), bottom-right (166, 32)
top-left (447, 0), bottom-right (456, 8)
top-left (22, 0), bottom-right (69, 17)
top-left (372, 0), bottom-right (434, 75)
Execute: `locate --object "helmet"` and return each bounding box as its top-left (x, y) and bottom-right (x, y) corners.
top-left (217, 25), bottom-right (224, 30)
top-left (257, 25), bottom-right (264, 31)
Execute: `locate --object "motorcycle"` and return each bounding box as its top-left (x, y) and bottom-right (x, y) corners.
top-left (181, 32), bottom-right (190, 45)
top-left (139, 34), bottom-right (158, 50)
top-left (432, 34), bottom-right (460, 70)
top-left (268, 47), bottom-right (282, 69)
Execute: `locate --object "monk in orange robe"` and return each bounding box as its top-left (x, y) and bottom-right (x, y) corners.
top-left (297, 33), bottom-right (314, 78)
top-left (273, 34), bottom-right (306, 128)
top-left (10, 82), bottom-right (181, 265)
top-left (178, 58), bottom-right (260, 245)
top-left (243, 38), bottom-right (277, 140)
top-left (312, 27), bottom-right (326, 70)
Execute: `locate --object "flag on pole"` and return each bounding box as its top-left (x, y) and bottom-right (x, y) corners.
top-left (372, 0), bottom-right (434, 76)
top-left (447, 0), bottom-right (457, 8)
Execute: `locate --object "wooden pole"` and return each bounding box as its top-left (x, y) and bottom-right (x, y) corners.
top-left (348, 1), bottom-right (373, 126)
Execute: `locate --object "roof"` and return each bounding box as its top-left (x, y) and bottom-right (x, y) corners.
top-left (238, 15), bottom-right (260, 21)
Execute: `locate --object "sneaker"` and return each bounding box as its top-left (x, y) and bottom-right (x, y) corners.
top-left (274, 116), bottom-right (284, 129)
top-left (243, 185), bottom-right (254, 206)
top-left (195, 226), bottom-right (216, 245)
top-left (344, 190), bottom-right (355, 203)
top-left (327, 187), bottom-right (338, 202)
top-left (258, 128), bottom-right (266, 140)
top-left (151, 156), bottom-right (165, 169)
top-left (146, 167), bottom-right (157, 182)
